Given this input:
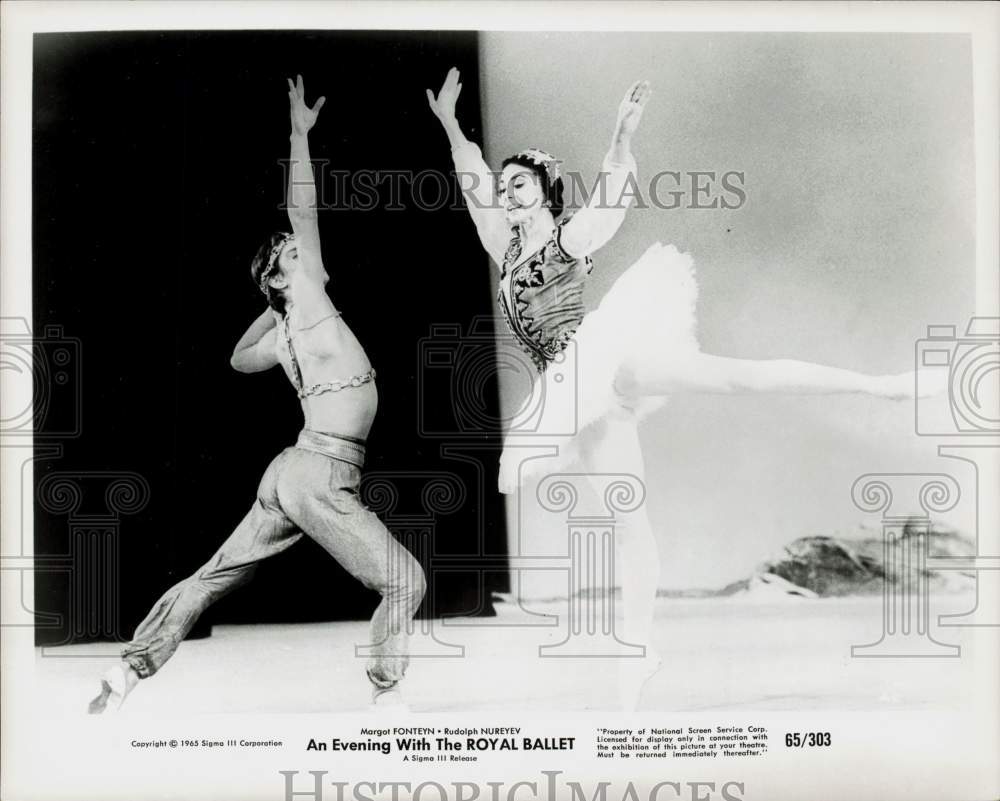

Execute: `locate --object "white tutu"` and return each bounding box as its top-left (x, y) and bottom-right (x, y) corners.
top-left (498, 242), bottom-right (700, 493)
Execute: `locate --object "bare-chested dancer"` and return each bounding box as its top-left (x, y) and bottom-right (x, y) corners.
top-left (88, 76), bottom-right (425, 713)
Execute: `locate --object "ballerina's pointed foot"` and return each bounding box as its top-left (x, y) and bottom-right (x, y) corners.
top-left (88, 662), bottom-right (139, 714)
top-left (617, 648), bottom-right (663, 713)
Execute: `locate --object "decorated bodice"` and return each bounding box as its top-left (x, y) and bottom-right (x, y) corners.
top-left (497, 218), bottom-right (594, 373)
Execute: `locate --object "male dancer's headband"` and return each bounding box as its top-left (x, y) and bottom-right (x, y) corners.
top-left (258, 232), bottom-right (293, 295)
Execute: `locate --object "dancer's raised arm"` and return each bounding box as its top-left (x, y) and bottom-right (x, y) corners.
top-left (231, 75), bottom-right (328, 373)
top-left (286, 74), bottom-right (328, 284)
top-left (560, 80), bottom-right (651, 259)
top-left (427, 67), bottom-right (508, 265)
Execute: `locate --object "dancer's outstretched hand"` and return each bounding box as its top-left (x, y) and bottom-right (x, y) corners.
top-left (287, 74), bottom-right (326, 136)
top-left (426, 67), bottom-right (463, 123)
top-left (615, 80), bottom-right (652, 139)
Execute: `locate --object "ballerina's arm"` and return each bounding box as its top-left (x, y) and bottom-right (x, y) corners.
top-left (559, 81), bottom-right (651, 259)
top-left (427, 68), bottom-right (509, 266)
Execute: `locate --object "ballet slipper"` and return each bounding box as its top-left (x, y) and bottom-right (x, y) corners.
top-left (370, 684), bottom-right (410, 713)
top-left (88, 662), bottom-right (139, 714)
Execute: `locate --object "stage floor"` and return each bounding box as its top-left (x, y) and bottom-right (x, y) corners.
top-left (37, 594), bottom-right (979, 715)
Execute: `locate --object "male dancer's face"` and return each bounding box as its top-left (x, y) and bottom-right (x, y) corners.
top-left (276, 237), bottom-right (301, 273)
top-left (273, 234), bottom-right (329, 289)
top-left (267, 236), bottom-right (301, 295)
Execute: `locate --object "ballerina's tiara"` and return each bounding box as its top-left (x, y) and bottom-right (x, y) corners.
top-left (258, 232), bottom-right (293, 295)
top-left (514, 148), bottom-right (562, 184)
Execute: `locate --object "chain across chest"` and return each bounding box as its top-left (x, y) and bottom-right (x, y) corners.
top-left (278, 314), bottom-right (375, 400)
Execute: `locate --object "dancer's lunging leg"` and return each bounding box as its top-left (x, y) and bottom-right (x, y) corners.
top-left (90, 439), bottom-right (426, 713)
top-left (279, 449), bottom-right (426, 690)
top-left (89, 452), bottom-right (302, 712)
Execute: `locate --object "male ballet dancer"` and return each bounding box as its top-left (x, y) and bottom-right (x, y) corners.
top-left (89, 76), bottom-right (425, 713)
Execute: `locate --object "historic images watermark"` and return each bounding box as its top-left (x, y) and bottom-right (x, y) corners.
top-left (280, 163), bottom-right (747, 214)
top-left (279, 770), bottom-right (747, 801)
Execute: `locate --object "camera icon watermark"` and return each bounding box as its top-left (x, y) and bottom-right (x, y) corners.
top-left (915, 317), bottom-right (999, 436)
top-left (0, 317), bottom-right (83, 439)
top-left (850, 317), bottom-right (1000, 657)
top-left (1, 317), bottom-right (88, 639)
top-left (417, 316), bottom-right (579, 439)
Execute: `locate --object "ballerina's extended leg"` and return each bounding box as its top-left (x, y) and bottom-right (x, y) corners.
top-left (620, 352), bottom-right (930, 400)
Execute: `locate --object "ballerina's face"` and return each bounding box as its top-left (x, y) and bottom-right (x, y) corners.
top-left (498, 163), bottom-right (546, 227)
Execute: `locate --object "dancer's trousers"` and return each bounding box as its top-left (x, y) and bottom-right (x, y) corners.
top-left (120, 432), bottom-right (426, 688)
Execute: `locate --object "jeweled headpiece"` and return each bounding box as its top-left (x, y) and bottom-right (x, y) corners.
top-left (513, 148), bottom-right (562, 185)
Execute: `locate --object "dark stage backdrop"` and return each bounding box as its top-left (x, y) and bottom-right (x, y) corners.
top-left (32, 30), bottom-right (508, 647)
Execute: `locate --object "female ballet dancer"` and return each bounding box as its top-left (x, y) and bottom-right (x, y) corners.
top-left (427, 67), bottom-right (922, 710)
